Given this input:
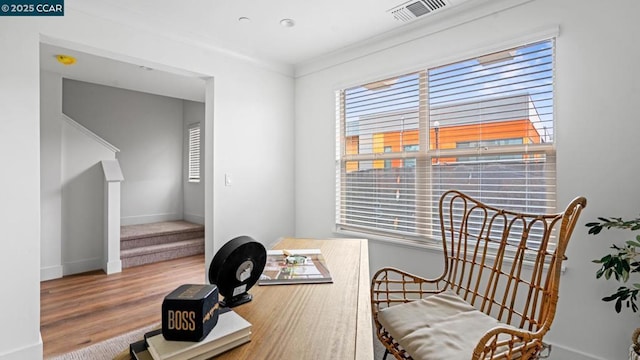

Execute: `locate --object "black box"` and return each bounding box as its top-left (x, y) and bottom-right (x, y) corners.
top-left (162, 284), bottom-right (219, 342)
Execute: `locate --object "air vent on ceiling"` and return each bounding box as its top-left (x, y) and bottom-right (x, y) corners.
top-left (388, 0), bottom-right (449, 23)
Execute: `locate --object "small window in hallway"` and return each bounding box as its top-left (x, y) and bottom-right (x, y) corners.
top-left (188, 123), bottom-right (201, 182)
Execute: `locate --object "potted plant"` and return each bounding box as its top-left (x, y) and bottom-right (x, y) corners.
top-left (586, 216), bottom-right (640, 358)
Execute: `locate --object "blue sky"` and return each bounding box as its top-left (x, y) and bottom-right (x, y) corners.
top-left (343, 39), bottom-right (554, 143)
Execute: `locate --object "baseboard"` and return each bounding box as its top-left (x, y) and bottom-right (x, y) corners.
top-left (183, 212), bottom-right (204, 225)
top-left (104, 259), bottom-right (122, 274)
top-left (546, 342), bottom-right (606, 360)
top-left (0, 337), bottom-right (42, 360)
top-left (121, 213), bottom-right (182, 226)
top-left (63, 257), bottom-right (103, 276)
top-left (40, 264), bottom-right (63, 281)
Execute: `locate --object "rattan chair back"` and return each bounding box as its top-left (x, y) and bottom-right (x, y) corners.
top-left (371, 190), bottom-right (587, 360)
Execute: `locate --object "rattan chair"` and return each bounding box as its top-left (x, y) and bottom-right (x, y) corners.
top-left (371, 190), bottom-right (586, 360)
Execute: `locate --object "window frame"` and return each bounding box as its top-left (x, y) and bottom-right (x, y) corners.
top-left (335, 36), bottom-right (558, 248)
top-left (187, 122), bottom-right (201, 183)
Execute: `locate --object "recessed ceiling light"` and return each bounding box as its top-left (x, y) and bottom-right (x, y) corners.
top-left (238, 16), bottom-right (250, 22)
top-left (280, 18), bottom-right (295, 27)
top-left (56, 54), bottom-right (76, 66)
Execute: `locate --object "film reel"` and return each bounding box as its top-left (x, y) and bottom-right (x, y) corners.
top-left (208, 235), bottom-right (266, 308)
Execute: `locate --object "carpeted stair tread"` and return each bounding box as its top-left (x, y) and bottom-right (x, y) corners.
top-left (121, 238), bottom-right (203, 257)
top-left (121, 220), bottom-right (204, 241)
top-left (120, 221), bottom-right (205, 268)
top-left (121, 230), bottom-right (204, 250)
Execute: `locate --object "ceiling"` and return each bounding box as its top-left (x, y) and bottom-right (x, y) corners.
top-left (41, 0), bottom-right (483, 102)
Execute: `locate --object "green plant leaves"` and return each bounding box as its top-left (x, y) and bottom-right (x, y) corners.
top-left (602, 286), bottom-right (639, 313)
top-left (586, 215), bottom-right (640, 313)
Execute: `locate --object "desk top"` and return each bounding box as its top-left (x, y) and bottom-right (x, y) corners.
top-left (117, 237), bottom-right (373, 360)
top-left (218, 237), bottom-right (372, 359)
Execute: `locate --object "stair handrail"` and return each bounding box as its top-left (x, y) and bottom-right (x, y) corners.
top-left (62, 114), bottom-right (120, 153)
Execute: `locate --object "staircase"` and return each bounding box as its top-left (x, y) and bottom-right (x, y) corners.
top-left (121, 220), bottom-right (204, 268)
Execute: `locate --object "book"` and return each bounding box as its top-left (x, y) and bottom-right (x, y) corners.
top-left (145, 309), bottom-right (251, 360)
top-left (130, 338), bottom-right (154, 360)
top-left (258, 249), bottom-right (333, 285)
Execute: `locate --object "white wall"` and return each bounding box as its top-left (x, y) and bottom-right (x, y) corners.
top-left (40, 70), bottom-right (63, 281)
top-left (183, 100), bottom-right (205, 225)
top-left (294, 0), bottom-right (640, 359)
top-left (60, 117), bottom-right (116, 275)
top-left (62, 79), bottom-right (186, 226)
top-left (0, 19), bottom-right (43, 360)
top-left (0, 6), bottom-right (295, 360)
top-left (210, 61), bottom-right (296, 256)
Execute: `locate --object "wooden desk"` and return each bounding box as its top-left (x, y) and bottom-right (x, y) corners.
top-left (117, 238), bottom-right (373, 360)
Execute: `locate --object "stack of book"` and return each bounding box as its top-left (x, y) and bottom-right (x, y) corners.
top-left (130, 308), bottom-right (251, 360)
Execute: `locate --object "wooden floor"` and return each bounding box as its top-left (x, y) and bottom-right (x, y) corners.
top-left (40, 255), bottom-right (206, 358)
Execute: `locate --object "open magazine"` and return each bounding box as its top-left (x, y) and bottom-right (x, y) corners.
top-left (258, 249), bottom-right (333, 285)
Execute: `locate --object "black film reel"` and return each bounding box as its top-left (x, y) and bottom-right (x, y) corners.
top-left (208, 235), bottom-right (266, 308)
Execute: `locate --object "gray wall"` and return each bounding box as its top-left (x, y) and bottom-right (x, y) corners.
top-left (62, 79), bottom-right (191, 226)
top-left (40, 79), bottom-right (206, 277)
top-left (294, 0), bottom-right (640, 359)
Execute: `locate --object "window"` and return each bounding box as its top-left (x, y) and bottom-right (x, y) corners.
top-left (188, 123), bottom-right (201, 183)
top-left (336, 39), bottom-right (556, 245)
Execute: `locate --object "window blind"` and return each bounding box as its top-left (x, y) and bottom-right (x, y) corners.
top-left (336, 39), bottom-right (556, 246)
top-left (188, 123), bottom-right (201, 182)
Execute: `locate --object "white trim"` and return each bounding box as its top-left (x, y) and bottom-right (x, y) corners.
top-left (0, 339), bottom-right (42, 360)
top-left (120, 213), bottom-right (183, 226)
top-left (184, 212), bottom-right (205, 226)
top-left (330, 24), bottom-right (560, 92)
top-left (546, 342), bottom-right (609, 360)
top-left (63, 257), bottom-right (103, 276)
top-left (296, 0), bottom-right (537, 78)
top-left (62, 114), bottom-right (120, 153)
top-left (104, 259), bottom-right (122, 275)
top-left (40, 265), bottom-right (63, 281)
top-left (101, 159), bottom-right (124, 182)
top-left (43, 9), bottom-right (294, 78)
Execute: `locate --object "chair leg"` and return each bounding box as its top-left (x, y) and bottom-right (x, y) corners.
top-left (382, 349), bottom-right (389, 360)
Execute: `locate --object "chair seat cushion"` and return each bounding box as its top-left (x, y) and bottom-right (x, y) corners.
top-left (377, 290), bottom-right (513, 360)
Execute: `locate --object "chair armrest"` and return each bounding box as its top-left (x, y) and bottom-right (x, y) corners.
top-left (370, 267), bottom-right (445, 312)
top-left (472, 325), bottom-right (545, 360)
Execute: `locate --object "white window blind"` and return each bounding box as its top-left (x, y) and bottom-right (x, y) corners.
top-left (336, 39), bottom-right (556, 245)
top-left (188, 123), bottom-right (201, 183)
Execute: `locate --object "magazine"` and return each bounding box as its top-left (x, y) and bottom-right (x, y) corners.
top-left (258, 249), bottom-right (333, 285)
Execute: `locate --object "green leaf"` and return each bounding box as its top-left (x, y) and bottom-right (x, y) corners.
top-left (588, 226), bottom-right (602, 235)
top-left (627, 240), bottom-right (640, 247)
